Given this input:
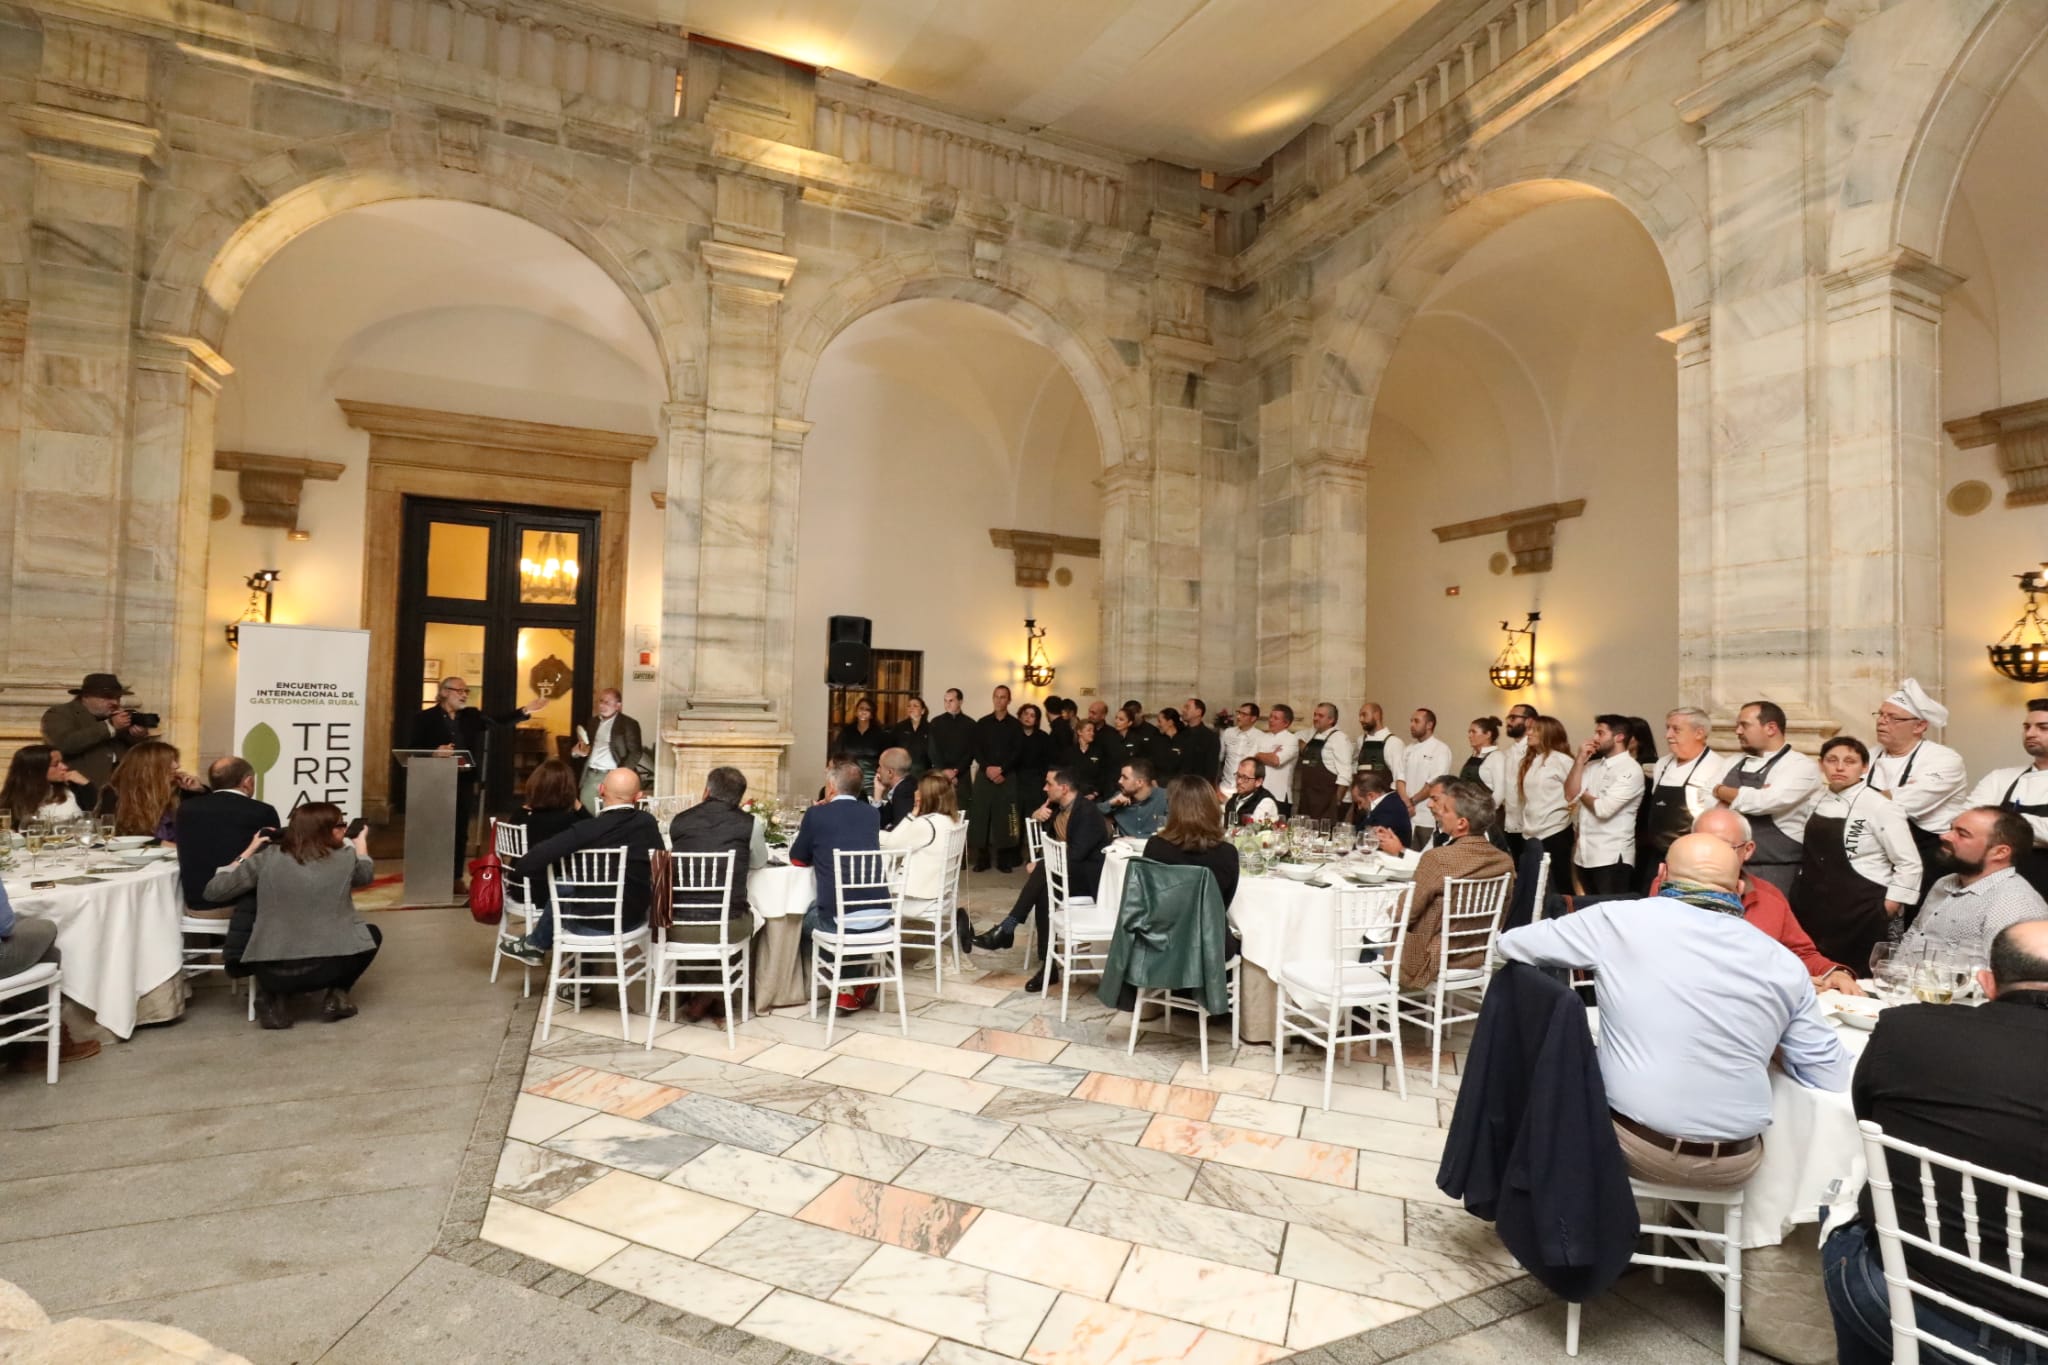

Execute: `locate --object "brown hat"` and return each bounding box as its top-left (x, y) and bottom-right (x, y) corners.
top-left (69, 673), bottom-right (133, 698)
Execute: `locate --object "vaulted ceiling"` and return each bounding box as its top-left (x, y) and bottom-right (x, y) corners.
top-left (622, 0), bottom-right (1483, 169)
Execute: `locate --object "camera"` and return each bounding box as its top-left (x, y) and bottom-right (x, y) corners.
top-left (127, 708), bottom-right (162, 729)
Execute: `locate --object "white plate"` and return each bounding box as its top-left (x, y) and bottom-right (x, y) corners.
top-left (106, 835), bottom-right (153, 850)
top-left (1271, 863), bottom-right (1319, 881)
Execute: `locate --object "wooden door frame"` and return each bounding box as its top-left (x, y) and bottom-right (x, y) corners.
top-left (343, 400), bottom-right (653, 820)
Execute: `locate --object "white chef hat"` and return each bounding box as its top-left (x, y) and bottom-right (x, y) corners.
top-left (1885, 678), bottom-right (1949, 727)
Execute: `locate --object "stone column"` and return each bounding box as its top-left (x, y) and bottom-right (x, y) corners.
top-left (1664, 316), bottom-right (1714, 705)
top-left (1096, 460), bottom-right (1156, 705)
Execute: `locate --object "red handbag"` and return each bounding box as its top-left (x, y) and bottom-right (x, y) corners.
top-left (468, 819), bottom-right (504, 924)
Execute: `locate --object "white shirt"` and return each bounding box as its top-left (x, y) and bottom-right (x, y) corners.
top-left (1868, 740), bottom-right (1969, 835)
top-left (589, 715), bottom-right (618, 773)
top-left (1500, 738), bottom-right (1529, 832)
top-left (1256, 728), bottom-right (1300, 803)
top-left (1574, 752), bottom-right (1646, 867)
top-left (36, 791), bottom-right (82, 823)
top-left (1471, 746), bottom-right (1509, 804)
top-left (1725, 744), bottom-right (1823, 845)
top-left (1219, 726), bottom-right (1262, 785)
top-left (1309, 728), bottom-right (1356, 785)
top-left (880, 812), bottom-right (962, 903)
top-left (1813, 781), bottom-right (1922, 903)
top-left (1651, 748), bottom-right (1732, 822)
top-left (1966, 764), bottom-right (2048, 846)
top-left (1402, 736), bottom-right (1455, 826)
top-left (1506, 749), bottom-right (1574, 839)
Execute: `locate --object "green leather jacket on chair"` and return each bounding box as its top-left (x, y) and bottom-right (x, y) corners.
top-left (1097, 858), bottom-right (1231, 1017)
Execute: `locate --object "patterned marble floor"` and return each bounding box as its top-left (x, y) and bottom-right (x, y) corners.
top-left (487, 902), bottom-right (1514, 1365)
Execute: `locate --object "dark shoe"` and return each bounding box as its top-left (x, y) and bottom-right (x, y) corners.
top-left (972, 921), bottom-right (1016, 952)
top-left (504, 939), bottom-right (545, 967)
top-left (555, 983), bottom-right (594, 1007)
top-left (684, 994), bottom-right (720, 1022)
top-left (970, 852), bottom-right (992, 873)
top-left (1024, 964), bottom-right (1062, 993)
top-left (256, 990), bottom-right (293, 1030)
top-left (321, 989), bottom-right (358, 1022)
top-left (996, 853), bottom-right (1020, 873)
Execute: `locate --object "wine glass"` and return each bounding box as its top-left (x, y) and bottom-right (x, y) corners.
top-left (1868, 943), bottom-right (1909, 1004)
top-left (1911, 954), bottom-right (1954, 1004)
top-left (23, 827), bottom-right (44, 876)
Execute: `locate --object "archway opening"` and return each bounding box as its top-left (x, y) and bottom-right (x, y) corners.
top-left (794, 298), bottom-right (1103, 775)
top-left (1364, 193), bottom-right (1678, 733)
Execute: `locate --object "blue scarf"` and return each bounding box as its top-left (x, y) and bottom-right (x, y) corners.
top-left (1657, 879), bottom-right (1746, 920)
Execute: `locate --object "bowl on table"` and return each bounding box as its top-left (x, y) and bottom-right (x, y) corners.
top-left (1271, 862), bottom-right (1320, 882)
top-left (113, 848), bottom-right (165, 865)
top-left (106, 836), bottom-right (152, 850)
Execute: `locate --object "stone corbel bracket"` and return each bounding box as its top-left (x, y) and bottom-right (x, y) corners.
top-left (989, 529), bottom-right (1101, 588)
top-left (1432, 499), bottom-right (1587, 574)
top-left (1945, 399), bottom-right (2048, 507)
top-left (214, 451), bottom-right (346, 532)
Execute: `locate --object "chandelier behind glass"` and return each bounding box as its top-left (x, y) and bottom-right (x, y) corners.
top-left (519, 532), bottom-right (580, 604)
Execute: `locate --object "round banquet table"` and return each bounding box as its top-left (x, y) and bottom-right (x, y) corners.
top-left (743, 862), bottom-right (817, 1009)
top-left (2, 851), bottom-right (186, 1038)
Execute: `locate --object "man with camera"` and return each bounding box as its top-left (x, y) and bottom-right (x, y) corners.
top-left (41, 673), bottom-right (156, 787)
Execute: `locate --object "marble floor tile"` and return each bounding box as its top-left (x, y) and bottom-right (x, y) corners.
top-left (833, 1029), bottom-right (994, 1078)
top-left (737, 1012), bottom-right (839, 1050)
top-left (921, 1000), bottom-right (1045, 1033)
top-left (1016, 1013), bottom-right (1118, 1046)
top-left (491, 1140), bottom-right (610, 1210)
top-left (663, 1142), bottom-right (841, 1215)
top-left (992, 1126), bottom-right (1200, 1201)
top-left (921, 978), bottom-right (1018, 1007)
top-left (1206, 1094), bottom-right (1304, 1137)
top-left (960, 1027), bottom-right (1070, 1064)
top-left (1404, 1199), bottom-right (1520, 1266)
top-left (969, 1056), bottom-right (1086, 1097)
top-left (1350, 1146), bottom-right (1463, 1205)
top-left (1278, 1224), bottom-right (1519, 1307)
top-left (979, 1088), bottom-right (1156, 1144)
top-left (1023, 1293), bottom-right (1289, 1365)
top-left (643, 1053), bottom-right (839, 1113)
top-left (739, 1287), bottom-right (935, 1365)
top-left (523, 1065), bottom-right (686, 1119)
top-left (831, 1243), bottom-right (1059, 1357)
top-left (971, 970), bottom-right (1030, 990)
top-left (808, 1054), bottom-right (921, 1096)
top-left (507, 1092), bottom-right (595, 1144)
top-left (530, 1035), bottom-right (698, 1078)
top-left (830, 1008), bottom-right (985, 1047)
top-left (745, 1042), bottom-right (837, 1076)
top-left (546, 1168), bottom-right (753, 1258)
top-left (701, 1211), bottom-right (884, 1297)
top-left (1108, 1244), bottom-right (1293, 1344)
top-left (925, 1340), bottom-right (1025, 1365)
top-left (1299, 1105), bottom-right (1450, 1162)
top-left (1286, 1282), bottom-right (1413, 1350)
top-left (892, 1147), bottom-right (1092, 1225)
top-left (804, 1088), bottom-right (1015, 1158)
top-left (1071, 1071), bottom-right (1219, 1121)
top-left (549, 1009), bottom-right (683, 1045)
top-left (1169, 1062), bottom-right (1279, 1099)
top-left (946, 1208), bottom-right (1133, 1299)
top-left (894, 1071), bottom-right (1000, 1114)
top-left (1048, 1042), bottom-right (1189, 1084)
top-left (782, 1122), bottom-right (926, 1182)
top-left (1068, 1184), bottom-right (1285, 1274)
top-left (479, 1195), bottom-right (626, 1275)
top-left (1187, 1165), bottom-right (1405, 1243)
top-left (520, 1055), bottom-right (579, 1088)
top-left (796, 1174), bottom-right (981, 1256)
top-left (588, 1244), bottom-right (772, 1325)
top-left (1139, 1115), bottom-right (1358, 1187)
top-left (642, 1091), bottom-right (821, 1155)
top-left (1270, 1072), bottom-right (1444, 1126)
top-left (640, 1022), bottom-right (777, 1062)
top-left (542, 1112), bottom-right (717, 1179)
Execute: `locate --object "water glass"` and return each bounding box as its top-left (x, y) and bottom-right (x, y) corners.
top-left (1868, 943), bottom-right (1910, 1003)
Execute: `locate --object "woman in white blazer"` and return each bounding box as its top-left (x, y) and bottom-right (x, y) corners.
top-left (881, 772), bottom-right (964, 905)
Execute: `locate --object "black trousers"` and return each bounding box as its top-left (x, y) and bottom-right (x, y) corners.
top-left (996, 865), bottom-right (1052, 962)
top-left (1576, 861), bottom-right (1633, 896)
top-left (1535, 828), bottom-right (1576, 897)
top-left (254, 924), bottom-right (383, 995)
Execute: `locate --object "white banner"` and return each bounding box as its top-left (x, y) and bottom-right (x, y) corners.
top-left (231, 623), bottom-right (371, 816)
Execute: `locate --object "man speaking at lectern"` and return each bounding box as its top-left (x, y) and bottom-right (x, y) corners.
top-left (409, 676), bottom-right (548, 887)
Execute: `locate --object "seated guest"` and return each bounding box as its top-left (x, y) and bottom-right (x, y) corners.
top-left (2, 745), bottom-right (93, 827)
top-left (1224, 758), bottom-right (1280, 825)
top-left (1144, 774), bottom-right (1242, 961)
top-left (1497, 833), bottom-right (1852, 1188)
top-left (508, 769), bottom-right (664, 963)
top-left (499, 758), bottom-right (589, 949)
top-left (1688, 808), bottom-right (1862, 995)
top-left (789, 759), bottom-right (884, 1009)
top-left (0, 881), bottom-right (99, 1065)
top-left (1372, 778), bottom-right (1515, 989)
top-left (174, 757), bottom-right (282, 915)
top-left (204, 804), bottom-right (380, 1029)
top-left (662, 765), bottom-right (768, 1017)
top-left (882, 772), bottom-right (967, 950)
top-left (1898, 807), bottom-right (2048, 964)
top-left (94, 739), bottom-right (201, 839)
top-left (1348, 765), bottom-right (1410, 846)
top-left (1100, 759), bottom-right (1167, 837)
top-left (1823, 921), bottom-right (2048, 1365)
top-left (1792, 735), bottom-right (1921, 973)
top-left (971, 767), bottom-right (1110, 990)
top-left (874, 747), bottom-right (916, 831)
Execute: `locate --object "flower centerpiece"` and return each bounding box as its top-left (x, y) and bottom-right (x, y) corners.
top-left (741, 794), bottom-right (792, 848)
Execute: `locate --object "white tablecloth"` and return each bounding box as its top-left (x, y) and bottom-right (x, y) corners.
top-left (3, 856), bottom-right (185, 1038)
top-left (746, 864), bottom-right (815, 921)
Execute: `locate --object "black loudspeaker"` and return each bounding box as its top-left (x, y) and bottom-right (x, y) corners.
top-left (826, 615), bottom-right (873, 687)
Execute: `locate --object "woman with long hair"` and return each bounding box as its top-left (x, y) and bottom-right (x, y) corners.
top-left (1510, 715), bottom-right (1576, 888)
top-left (882, 772), bottom-right (968, 966)
top-left (894, 695), bottom-right (932, 777)
top-left (1, 744), bottom-right (92, 828)
top-left (1016, 703), bottom-right (1054, 809)
top-left (1144, 774), bottom-right (1240, 906)
top-left (834, 696), bottom-right (887, 791)
top-left (96, 739), bottom-right (192, 839)
top-left (204, 802), bottom-right (379, 1028)
top-left (507, 756), bottom-right (589, 921)
top-left (1624, 716), bottom-right (1659, 774)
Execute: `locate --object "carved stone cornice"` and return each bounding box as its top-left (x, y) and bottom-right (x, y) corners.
top-left (1433, 499), bottom-right (1587, 574)
top-left (988, 529), bottom-right (1102, 588)
top-left (1946, 399), bottom-right (2048, 508)
top-left (214, 451), bottom-right (346, 531)
top-left (337, 400), bottom-right (656, 482)
top-left (699, 240), bottom-right (799, 292)
top-left (1677, 5), bottom-right (1847, 141)
top-left (1822, 248), bottom-right (1967, 326)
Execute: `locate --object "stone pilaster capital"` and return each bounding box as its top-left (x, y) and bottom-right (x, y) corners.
top-left (1097, 459), bottom-right (1155, 499)
top-left (18, 103), bottom-right (161, 176)
top-left (1822, 248), bottom-right (1966, 321)
top-left (1656, 314), bottom-right (1711, 365)
top-left (1295, 450), bottom-right (1372, 486)
top-left (1677, 9), bottom-right (1846, 142)
top-left (136, 332), bottom-right (235, 392)
top-left (699, 240), bottom-right (799, 290)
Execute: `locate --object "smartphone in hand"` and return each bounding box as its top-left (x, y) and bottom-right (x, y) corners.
top-left (344, 818), bottom-right (367, 840)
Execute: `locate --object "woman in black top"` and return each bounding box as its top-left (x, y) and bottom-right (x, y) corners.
top-left (894, 695), bottom-right (933, 778)
top-left (1016, 703), bottom-right (1054, 808)
top-left (1152, 708), bottom-right (1186, 780)
top-left (1063, 718), bottom-right (1106, 799)
top-left (833, 697), bottom-right (888, 791)
top-left (508, 758), bottom-right (588, 915)
top-left (1142, 774), bottom-right (1242, 958)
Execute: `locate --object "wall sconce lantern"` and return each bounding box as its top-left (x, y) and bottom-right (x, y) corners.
top-left (1489, 611), bottom-right (1540, 691)
top-left (225, 569), bottom-right (281, 650)
top-left (1989, 567), bottom-right (2048, 683)
top-left (1022, 618), bottom-right (1056, 689)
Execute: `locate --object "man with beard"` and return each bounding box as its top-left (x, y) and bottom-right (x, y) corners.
top-left (1896, 807), bottom-right (2046, 963)
top-left (1567, 713), bottom-right (1646, 895)
top-left (1400, 708), bottom-right (1454, 848)
top-left (1499, 702), bottom-right (1539, 848)
top-left (1964, 697), bottom-right (2048, 899)
top-left (1712, 699), bottom-right (1822, 896)
top-left (927, 688), bottom-right (978, 787)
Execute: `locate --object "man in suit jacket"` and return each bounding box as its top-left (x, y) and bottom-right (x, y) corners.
top-left (1372, 777), bottom-right (1515, 989)
top-left (971, 766), bottom-right (1110, 989)
top-left (874, 747), bottom-right (916, 832)
top-left (571, 687), bottom-right (652, 814)
top-left (667, 764), bottom-right (767, 932)
top-left (42, 672), bottom-right (152, 787)
top-left (409, 676), bottom-right (548, 883)
top-left (509, 768), bottom-right (663, 956)
top-left (1349, 765), bottom-right (1412, 847)
top-left (789, 757), bottom-right (884, 1011)
top-left (174, 756), bottom-right (283, 971)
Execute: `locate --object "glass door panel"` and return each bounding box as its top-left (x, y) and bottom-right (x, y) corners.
top-left (420, 622), bottom-right (487, 708)
top-left (425, 521), bottom-right (491, 600)
top-left (514, 625), bottom-right (579, 795)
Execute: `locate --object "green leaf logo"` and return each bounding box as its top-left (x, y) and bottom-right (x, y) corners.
top-left (243, 723), bottom-right (281, 801)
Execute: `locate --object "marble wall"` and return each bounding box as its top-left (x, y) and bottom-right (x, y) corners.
top-left (0, 0), bottom-right (2039, 794)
